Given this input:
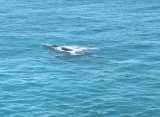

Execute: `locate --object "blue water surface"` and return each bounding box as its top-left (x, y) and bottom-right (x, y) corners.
top-left (0, 0), bottom-right (160, 116)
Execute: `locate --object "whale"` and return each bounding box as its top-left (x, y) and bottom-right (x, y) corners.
top-left (41, 44), bottom-right (101, 57)
top-left (41, 44), bottom-right (83, 55)
top-left (41, 44), bottom-right (73, 51)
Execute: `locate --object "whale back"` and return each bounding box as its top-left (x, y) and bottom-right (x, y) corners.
top-left (61, 47), bottom-right (73, 51)
top-left (52, 45), bottom-right (58, 47)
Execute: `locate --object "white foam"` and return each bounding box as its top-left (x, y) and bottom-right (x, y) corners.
top-left (63, 45), bottom-right (98, 52)
top-left (54, 47), bottom-right (62, 51)
top-left (69, 51), bottom-right (77, 55)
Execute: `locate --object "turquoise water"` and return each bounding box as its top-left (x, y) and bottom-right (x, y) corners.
top-left (1, 0), bottom-right (160, 116)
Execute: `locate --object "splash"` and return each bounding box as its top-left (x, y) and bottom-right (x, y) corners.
top-left (61, 45), bottom-right (98, 55)
top-left (63, 45), bottom-right (98, 51)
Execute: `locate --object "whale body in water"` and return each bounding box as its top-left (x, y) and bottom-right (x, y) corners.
top-left (41, 44), bottom-right (101, 57)
top-left (41, 44), bottom-right (83, 55)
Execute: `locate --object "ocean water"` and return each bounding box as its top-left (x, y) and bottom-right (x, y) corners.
top-left (0, 0), bottom-right (160, 116)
